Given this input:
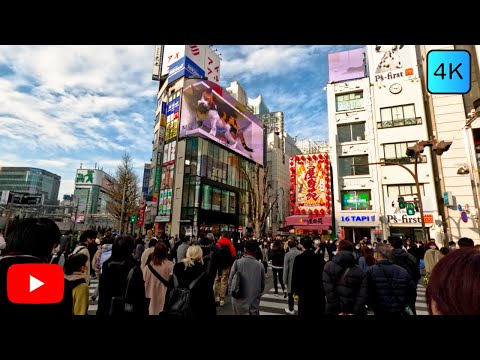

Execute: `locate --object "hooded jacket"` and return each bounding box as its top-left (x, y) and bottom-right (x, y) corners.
top-left (65, 273), bottom-right (89, 315)
top-left (323, 251), bottom-right (368, 315)
top-left (391, 248), bottom-right (421, 283)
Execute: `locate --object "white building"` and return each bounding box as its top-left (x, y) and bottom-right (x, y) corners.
top-left (295, 139), bottom-right (331, 155)
top-left (226, 81), bottom-right (248, 107)
top-left (328, 46), bottom-right (442, 244)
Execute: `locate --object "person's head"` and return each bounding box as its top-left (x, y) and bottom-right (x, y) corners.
top-left (79, 229), bottom-right (97, 245)
top-left (388, 236), bottom-right (403, 249)
top-left (5, 218), bottom-right (61, 261)
top-left (272, 239), bottom-right (282, 250)
top-left (427, 247), bottom-right (480, 315)
top-left (427, 240), bottom-right (437, 250)
top-left (314, 239), bottom-right (321, 248)
top-left (300, 236), bottom-right (313, 251)
top-left (181, 235), bottom-right (191, 244)
top-left (220, 231), bottom-right (229, 239)
top-left (373, 243), bottom-right (391, 261)
top-left (439, 247), bottom-right (449, 256)
top-left (111, 235), bottom-right (134, 261)
top-left (149, 238), bottom-right (158, 248)
top-left (182, 245), bottom-right (203, 267)
top-left (337, 240), bottom-right (354, 252)
top-left (206, 233), bottom-right (215, 242)
top-left (457, 237), bottom-right (474, 248)
top-left (152, 241), bottom-right (168, 266)
top-left (448, 241), bottom-right (456, 250)
top-left (64, 253), bottom-right (88, 275)
top-left (244, 240), bottom-right (259, 255)
top-left (199, 237), bottom-right (212, 256)
top-left (287, 239), bottom-right (297, 249)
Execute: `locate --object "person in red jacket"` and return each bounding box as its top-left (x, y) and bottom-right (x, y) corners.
top-left (214, 231), bottom-right (236, 307)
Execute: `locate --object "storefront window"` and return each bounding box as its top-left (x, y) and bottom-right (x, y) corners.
top-left (212, 188), bottom-right (221, 211)
top-left (221, 190), bottom-right (229, 213)
top-left (202, 185), bottom-right (212, 210)
top-left (229, 192), bottom-right (236, 214)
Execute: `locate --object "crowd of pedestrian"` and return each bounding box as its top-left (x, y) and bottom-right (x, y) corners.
top-left (1, 217), bottom-right (479, 316)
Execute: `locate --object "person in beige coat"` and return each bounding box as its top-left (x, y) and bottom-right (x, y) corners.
top-left (143, 242), bottom-right (174, 315)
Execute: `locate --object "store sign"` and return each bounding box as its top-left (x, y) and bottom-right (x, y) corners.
top-left (285, 215), bottom-right (332, 226)
top-left (155, 215), bottom-right (170, 222)
top-left (384, 196), bottom-right (435, 226)
top-left (337, 214), bottom-right (380, 227)
top-left (386, 214), bottom-right (422, 224)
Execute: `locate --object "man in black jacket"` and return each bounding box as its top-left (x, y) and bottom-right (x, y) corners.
top-left (323, 240), bottom-right (367, 315)
top-left (388, 236), bottom-right (420, 314)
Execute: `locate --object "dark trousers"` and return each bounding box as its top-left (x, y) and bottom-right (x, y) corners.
top-left (288, 293), bottom-right (295, 311)
top-left (271, 268), bottom-right (285, 293)
top-left (262, 261), bottom-right (268, 274)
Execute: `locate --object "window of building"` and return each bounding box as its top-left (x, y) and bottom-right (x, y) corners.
top-left (201, 185), bottom-right (212, 210)
top-left (338, 122), bottom-right (365, 143)
top-left (381, 141), bottom-right (427, 164)
top-left (378, 104), bottom-right (421, 128)
top-left (221, 190), bottom-right (229, 213)
top-left (212, 188), bottom-right (221, 211)
top-left (341, 190), bottom-right (371, 210)
top-left (387, 184), bottom-right (425, 197)
top-left (339, 155), bottom-right (369, 176)
top-left (335, 92), bottom-right (364, 112)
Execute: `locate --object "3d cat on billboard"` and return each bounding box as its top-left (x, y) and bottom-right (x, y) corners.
top-left (180, 79), bottom-right (264, 165)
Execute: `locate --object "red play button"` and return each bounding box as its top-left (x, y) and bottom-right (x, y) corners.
top-left (7, 264), bottom-right (64, 304)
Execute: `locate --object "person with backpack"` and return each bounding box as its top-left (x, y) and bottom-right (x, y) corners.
top-left (71, 230), bottom-right (97, 285)
top-left (213, 231), bottom-right (236, 307)
top-left (164, 245), bottom-right (216, 317)
top-left (64, 253), bottom-right (89, 315)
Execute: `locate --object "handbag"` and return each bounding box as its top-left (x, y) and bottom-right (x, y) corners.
top-left (109, 267), bottom-right (136, 316)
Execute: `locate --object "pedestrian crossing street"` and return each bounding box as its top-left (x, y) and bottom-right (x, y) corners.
top-left (258, 284), bottom-right (428, 315)
top-left (88, 278), bottom-right (98, 316)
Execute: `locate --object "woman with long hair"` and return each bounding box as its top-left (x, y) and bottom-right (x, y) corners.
top-left (143, 242), bottom-right (174, 315)
top-left (170, 245), bottom-right (216, 316)
top-left (358, 245), bottom-right (376, 272)
top-left (268, 239), bottom-right (286, 296)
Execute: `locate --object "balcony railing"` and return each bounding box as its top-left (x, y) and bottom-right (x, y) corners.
top-left (380, 155), bottom-right (427, 164)
top-left (377, 117), bottom-right (422, 129)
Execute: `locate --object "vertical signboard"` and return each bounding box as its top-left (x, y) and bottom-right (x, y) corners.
top-left (289, 153), bottom-right (331, 216)
top-left (152, 45), bottom-right (163, 81)
top-left (165, 97), bottom-right (180, 142)
top-left (161, 45), bottom-right (186, 76)
top-left (205, 45), bottom-right (221, 83)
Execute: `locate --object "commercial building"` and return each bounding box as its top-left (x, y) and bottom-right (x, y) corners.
top-left (295, 139), bottom-right (331, 155)
top-left (150, 45), bottom-right (263, 238)
top-left (328, 46), bottom-right (442, 243)
top-left (419, 45), bottom-right (480, 243)
top-left (142, 163), bottom-right (151, 199)
top-left (0, 167), bottom-right (60, 205)
top-left (247, 95), bottom-right (270, 115)
top-left (73, 167), bottom-right (115, 227)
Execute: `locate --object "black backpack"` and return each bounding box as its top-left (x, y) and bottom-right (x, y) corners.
top-left (163, 272), bottom-right (204, 317)
top-left (214, 245), bottom-right (235, 269)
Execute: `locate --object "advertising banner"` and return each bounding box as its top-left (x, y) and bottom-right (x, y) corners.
top-left (74, 188), bottom-right (90, 214)
top-left (161, 45), bottom-right (185, 76)
top-left (160, 164), bottom-right (174, 190)
top-left (205, 46), bottom-right (220, 83)
top-left (328, 48), bottom-right (366, 82)
top-left (165, 97), bottom-right (180, 142)
top-left (167, 57), bottom-right (205, 84)
top-left (162, 141), bottom-right (176, 165)
top-left (180, 79), bottom-right (264, 165)
top-left (289, 153), bottom-right (331, 216)
top-left (368, 45), bottom-right (417, 82)
top-left (152, 45), bottom-right (163, 81)
top-left (153, 167), bottom-right (161, 193)
top-left (75, 169), bottom-right (105, 186)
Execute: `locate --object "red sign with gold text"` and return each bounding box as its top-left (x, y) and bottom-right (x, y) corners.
top-left (289, 153), bottom-right (331, 216)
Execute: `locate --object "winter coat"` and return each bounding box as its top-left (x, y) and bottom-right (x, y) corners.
top-left (97, 258), bottom-right (147, 317)
top-left (143, 259), bottom-right (174, 315)
top-left (366, 260), bottom-right (417, 315)
top-left (268, 248), bottom-right (285, 268)
top-left (323, 251), bottom-right (368, 315)
top-left (391, 248), bottom-right (421, 284)
top-left (171, 261), bottom-right (216, 316)
top-left (65, 273), bottom-right (89, 315)
top-left (228, 255), bottom-right (265, 315)
top-left (424, 249), bottom-right (443, 273)
top-left (291, 250), bottom-right (326, 316)
top-left (283, 247), bottom-right (301, 291)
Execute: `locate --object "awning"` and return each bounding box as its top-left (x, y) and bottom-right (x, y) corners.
top-left (292, 225), bottom-right (330, 231)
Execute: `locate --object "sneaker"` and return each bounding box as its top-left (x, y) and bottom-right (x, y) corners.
top-left (285, 309), bottom-right (295, 315)
top-left (215, 297), bottom-right (220, 303)
top-left (219, 300), bottom-right (225, 307)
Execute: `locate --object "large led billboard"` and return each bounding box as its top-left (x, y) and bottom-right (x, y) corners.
top-left (289, 153), bottom-right (331, 216)
top-left (180, 79), bottom-right (264, 165)
top-left (328, 48), bottom-right (366, 82)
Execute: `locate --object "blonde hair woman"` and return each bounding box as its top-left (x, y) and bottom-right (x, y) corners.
top-left (171, 245), bottom-right (216, 316)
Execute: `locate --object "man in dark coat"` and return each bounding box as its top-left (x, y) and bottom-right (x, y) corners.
top-left (323, 240), bottom-right (367, 315)
top-left (367, 243), bottom-right (416, 315)
top-left (388, 236), bottom-right (420, 314)
top-left (291, 237), bottom-right (325, 316)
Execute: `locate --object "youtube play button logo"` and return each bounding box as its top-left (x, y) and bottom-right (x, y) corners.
top-left (7, 264), bottom-right (64, 304)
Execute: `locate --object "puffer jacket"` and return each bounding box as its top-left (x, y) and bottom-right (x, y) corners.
top-left (391, 248), bottom-right (421, 284)
top-left (323, 251), bottom-right (367, 315)
top-left (268, 248), bottom-right (285, 268)
top-left (366, 260), bottom-right (416, 315)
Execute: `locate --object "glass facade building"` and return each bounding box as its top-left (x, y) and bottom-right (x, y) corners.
top-left (180, 137), bottom-right (255, 237)
top-left (0, 167), bottom-right (60, 205)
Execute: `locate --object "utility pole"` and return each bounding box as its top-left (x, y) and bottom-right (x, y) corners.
top-left (119, 183), bottom-right (126, 235)
top-left (72, 195), bottom-right (80, 234)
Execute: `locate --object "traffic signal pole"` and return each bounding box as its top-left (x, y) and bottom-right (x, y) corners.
top-left (367, 156), bottom-right (429, 243)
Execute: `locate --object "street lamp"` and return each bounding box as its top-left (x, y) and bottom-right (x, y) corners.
top-left (368, 136), bottom-right (452, 243)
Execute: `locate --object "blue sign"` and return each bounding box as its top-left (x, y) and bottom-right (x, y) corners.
top-left (341, 215), bottom-right (376, 222)
top-left (161, 101), bottom-right (167, 115)
top-left (457, 204), bottom-right (462, 211)
top-left (167, 57), bottom-right (205, 84)
top-left (461, 211), bottom-right (468, 223)
top-left (443, 192), bottom-right (449, 205)
top-left (167, 97), bottom-right (180, 116)
top-left (427, 50), bottom-right (471, 94)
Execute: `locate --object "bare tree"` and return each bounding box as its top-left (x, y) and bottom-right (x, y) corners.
top-left (106, 153), bottom-right (140, 233)
top-left (242, 163), bottom-right (278, 239)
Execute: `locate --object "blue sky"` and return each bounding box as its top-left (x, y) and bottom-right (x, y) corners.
top-left (0, 45), bottom-right (363, 199)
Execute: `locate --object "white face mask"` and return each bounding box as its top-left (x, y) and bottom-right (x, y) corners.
top-left (429, 246), bottom-right (436, 249)
top-left (355, 245), bottom-right (360, 249)
top-left (367, 245), bottom-right (372, 249)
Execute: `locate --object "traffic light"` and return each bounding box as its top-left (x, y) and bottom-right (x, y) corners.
top-left (398, 196), bottom-right (406, 209)
top-left (406, 143), bottom-right (426, 157)
top-left (413, 198), bottom-right (419, 212)
top-left (406, 202), bottom-right (415, 215)
top-left (432, 140), bottom-right (453, 156)
top-left (129, 215), bottom-right (135, 223)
